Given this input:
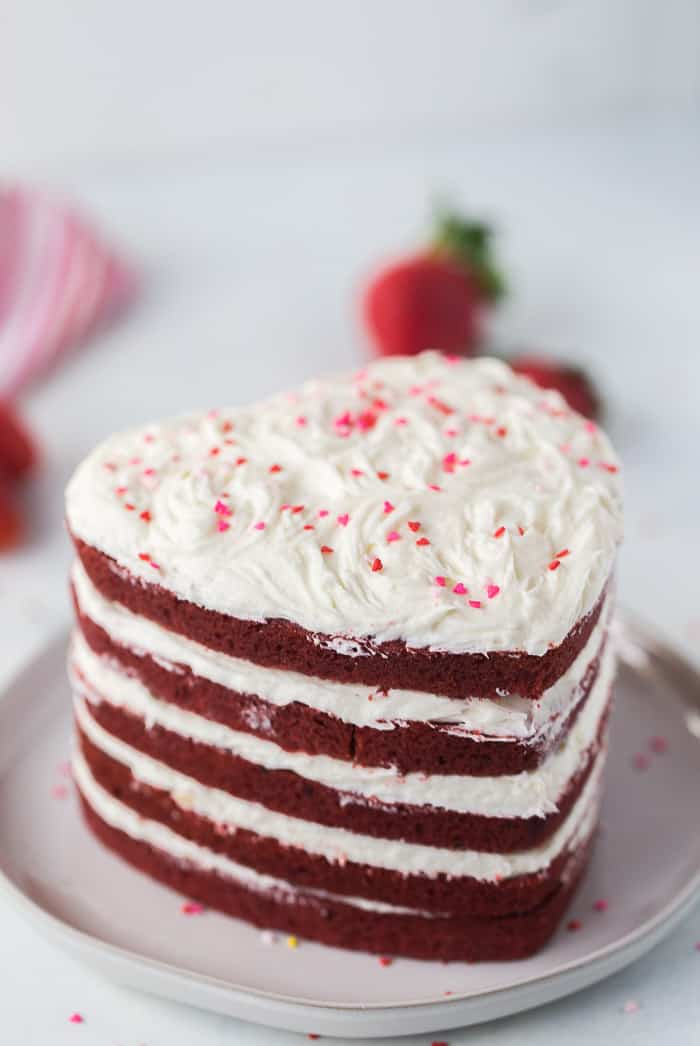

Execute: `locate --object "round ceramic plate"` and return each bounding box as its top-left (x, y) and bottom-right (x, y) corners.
top-left (0, 620), bottom-right (699, 1040)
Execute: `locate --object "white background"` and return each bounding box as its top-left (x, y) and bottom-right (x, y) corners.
top-left (1, 3), bottom-right (700, 1043)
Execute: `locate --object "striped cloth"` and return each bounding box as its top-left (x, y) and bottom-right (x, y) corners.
top-left (0, 187), bottom-right (136, 396)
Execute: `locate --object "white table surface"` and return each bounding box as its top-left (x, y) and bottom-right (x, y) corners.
top-left (2, 118), bottom-right (699, 1044)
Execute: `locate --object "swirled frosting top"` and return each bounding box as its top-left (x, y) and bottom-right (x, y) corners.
top-left (66, 352), bottom-right (623, 655)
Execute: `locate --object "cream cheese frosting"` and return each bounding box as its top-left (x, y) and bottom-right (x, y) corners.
top-left (66, 352), bottom-right (623, 655)
top-left (72, 558), bottom-right (610, 740)
top-left (71, 630), bottom-right (614, 819)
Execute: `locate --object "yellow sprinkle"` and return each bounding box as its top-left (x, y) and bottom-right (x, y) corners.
top-left (286, 935), bottom-right (298, 950)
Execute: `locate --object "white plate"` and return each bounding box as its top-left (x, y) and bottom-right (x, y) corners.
top-left (0, 621), bottom-right (699, 1039)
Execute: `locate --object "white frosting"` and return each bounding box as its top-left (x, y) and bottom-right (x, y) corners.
top-left (65, 352), bottom-right (623, 655)
top-left (71, 630), bottom-right (614, 819)
top-left (73, 711), bottom-right (604, 884)
top-left (73, 558), bottom-right (609, 741)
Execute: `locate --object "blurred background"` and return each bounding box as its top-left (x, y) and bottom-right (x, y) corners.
top-left (1, 0), bottom-right (699, 684)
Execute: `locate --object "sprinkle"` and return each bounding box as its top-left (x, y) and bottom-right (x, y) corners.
top-left (469, 600), bottom-right (482, 609)
top-left (254, 521), bottom-right (266, 531)
top-left (416, 537), bottom-right (430, 546)
top-left (68, 1013), bottom-right (84, 1024)
top-left (434, 576), bottom-right (446, 587)
top-left (428, 484), bottom-right (442, 492)
top-left (337, 513), bottom-right (350, 527)
top-left (214, 500), bottom-right (232, 517)
top-left (269, 463), bottom-right (282, 473)
top-left (445, 428), bottom-right (459, 437)
top-left (371, 558), bottom-right (383, 572)
top-left (357, 410), bottom-right (378, 430)
top-left (51, 784), bottom-right (68, 799)
top-left (115, 486), bottom-right (128, 496)
top-left (493, 526), bottom-right (506, 538)
top-left (291, 505), bottom-right (305, 514)
top-left (318, 509), bottom-right (329, 518)
top-left (383, 500), bottom-right (395, 514)
top-left (548, 560), bottom-right (561, 571)
top-left (350, 468), bottom-right (365, 477)
top-left (633, 752), bottom-right (651, 770)
top-left (181, 901), bottom-right (205, 915)
top-left (599, 462), bottom-right (619, 474)
top-left (407, 521), bottom-right (421, 532)
top-left (307, 1036), bottom-right (320, 1041)
top-left (235, 456), bottom-right (247, 466)
top-left (578, 457), bottom-right (590, 468)
top-left (567, 919), bottom-right (582, 932)
top-left (623, 1000), bottom-right (639, 1014)
top-left (554, 548), bottom-right (570, 558)
top-left (286, 935), bottom-right (298, 949)
top-left (585, 419), bottom-right (597, 434)
top-left (321, 545), bottom-right (333, 555)
top-left (138, 553), bottom-right (151, 562)
top-left (442, 452), bottom-right (458, 473)
top-left (518, 525), bottom-right (525, 536)
top-left (387, 531), bottom-right (401, 543)
top-left (124, 503), bottom-right (135, 511)
top-left (334, 410), bottom-right (353, 430)
top-left (453, 583), bottom-right (467, 595)
top-left (496, 425), bottom-right (507, 438)
top-left (216, 519), bottom-right (230, 532)
top-left (394, 417), bottom-right (408, 426)
top-left (459, 458), bottom-right (471, 467)
top-left (296, 416), bottom-right (307, 426)
top-left (378, 956), bottom-right (393, 967)
top-left (377, 470), bottom-right (390, 481)
top-left (209, 447), bottom-right (220, 457)
top-left (427, 395), bottom-right (454, 415)
top-left (103, 462), bottom-right (116, 471)
top-left (303, 524), bottom-right (315, 531)
top-left (486, 584), bottom-right (500, 599)
top-left (649, 735), bottom-right (668, 755)
top-left (593, 899), bottom-right (609, 912)
top-left (139, 510), bottom-right (152, 522)
top-left (221, 420), bottom-right (233, 433)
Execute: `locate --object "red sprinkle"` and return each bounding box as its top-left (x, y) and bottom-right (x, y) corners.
top-left (407, 521), bottom-right (421, 532)
top-left (371, 558), bottom-right (383, 573)
top-left (649, 735), bottom-right (668, 755)
top-left (269, 464), bottom-right (282, 473)
top-left (554, 548), bottom-right (570, 558)
top-left (383, 501), bottom-right (395, 514)
top-left (337, 513), bottom-right (350, 527)
top-left (181, 901), bottom-right (205, 915)
top-left (321, 545), bottom-right (333, 555)
top-left (139, 510), bottom-right (152, 522)
top-left (518, 525), bottom-right (525, 536)
top-left (303, 524), bottom-right (315, 530)
top-left (221, 420), bottom-right (233, 433)
top-left (593, 899), bottom-right (609, 912)
top-left (376, 470), bottom-right (390, 481)
top-left (416, 537), bottom-right (430, 546)
top-left (496, 425), bottom-right (507, 438)
top-left (633, 752), bottom-right (651, 770)
top-left (428, 484), bottom-right (442, 492)
top-left (486, 584), bottom-right (500, 599)
top-left (599, 462), bottom-right (619, 474)
top-left (318, 509), bottom-right (329, 518)
top-left (307, 1036), bottom-right (320, 1041)
top-left (378, 956), bottom-right (393, 967)
top-left (567, 919), bottom-right (582, 932)
top-left (442, 452), bottom-right (458, 473)
top-left (236, 457), bottom-right (247, 466)
top-left (138, 553), bottom-right (151, 562)
top-left (291, 505), bottom-right (305, 514)
top-left (209, 447), bottom-right (220, 457)
top-left (124, 503), bottom-right (135, 511)
top-left (548, 560), bottom-right (561, 571)
top-left (350, 468), bottom-right (365, 477)
top-left (493, 526), bottom-right (506, 538)
top-left (214, 499), bottom-right (232, 517)
top-left (216, 519), bottom-right (230, 532)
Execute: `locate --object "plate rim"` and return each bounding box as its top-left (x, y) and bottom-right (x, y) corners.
top-left (0, 619), bottom-right (699, 1033)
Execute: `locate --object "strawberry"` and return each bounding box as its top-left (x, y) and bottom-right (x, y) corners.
top-left (363, 211), bottom-right (504, 358)
top-left (0, 401), bottom-right (38, 480)
top-left (511, 355), bottom-right (600, 420)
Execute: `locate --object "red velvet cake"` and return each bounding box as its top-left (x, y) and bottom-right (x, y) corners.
top-left (65, 351), bottom-right (623, 961)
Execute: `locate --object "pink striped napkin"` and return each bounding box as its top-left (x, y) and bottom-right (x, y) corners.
top-left (0, 187), bottom-right (136, 396)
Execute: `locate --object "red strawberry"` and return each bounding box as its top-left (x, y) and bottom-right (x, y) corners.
top-left (0, 401), bottom-right (38, 480)
top-left (511, 355), bottom-right (600, 420)
top-left (363, 211), bottom-right (505, 358)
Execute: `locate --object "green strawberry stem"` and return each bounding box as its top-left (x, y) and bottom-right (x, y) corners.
top-left (431, 210), bottom-right (506, 304)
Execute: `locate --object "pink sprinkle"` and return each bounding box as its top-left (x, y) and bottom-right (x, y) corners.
top-left (318, 509), bottom-right (329, 518)
top-left (623, 1000), bottom-right (639, 1014)
top-left (394, 417), bottom-right (408, 426)
top-left (387, 531), bottom-right (401, 543)
top-left (649, 735), bottom-right (668, 755)
top-left (51, 784), bottom-right (68, 799)
top-left (469, 600), bottom-right (482, 609)
top-left (442, 452), bottom-right (458, 473)
top-left (578, 457), bottom-right (590, 468)
top-left (633, 752), bottom-right (651, 770)
top-left (254, 521), bottom-right (266, 531)
top-left (216, 519), bottom-right (230, 532)
top-left (337, 513), bottom-right (350, 527)
top-left (453, 583), bottom-right (467, 595)
top-left (487, 584), bottom-right (500, 599)
top-left (350, 468), bottom-right (364, 477)
top-left (428, 484), bottom-right (442, 492)
top-left (445, 428), bottom-right (459, 437)
top-left (68, 1013), bottom-right (84, 1024)
top-left (214, 500), bottom-right (232, 516)
top-left (143, 467), bottom-right (156, 476)
top-left (383, 501), bottom-right (395, 514)
top-left (280, 504), bottom-right (291, 512)
top-left (296, 416), bottom-right (307, 426)
top-left (593, 899), bottom-right (609, 912)
top-left (434, 576), bottom-right (446, 587)
top-left (57, 760), bottom-right (72, 777)
top-left (181, 901), bottom-right (205, 915)
top-left (115, 485), bottom-right (128, 495)
top-left (585, 419), bottom-right (597, 433)
top-left (459, 458), bottom-right (471, 467)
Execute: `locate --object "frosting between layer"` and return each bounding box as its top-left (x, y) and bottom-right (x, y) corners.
top-left (66, 353), bottom-right (623, 655)
top-left (72, 559), bottom-right (610, 739)
top-left (71, 630), bottom-right (615, 818)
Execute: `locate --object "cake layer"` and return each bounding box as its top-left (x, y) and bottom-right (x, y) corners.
top-left (65, 352), bottom-right (623, 665)
top-left (74, 536), bottom-right (608, 702)
top-left (74, 750), bottom-right (598, 961)
top-left (76, 724), bottom-right (605, 915)
top-left (71, 636), bottom-right (612, 852)
top-left (72, 558), bottom-right (611, 776)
